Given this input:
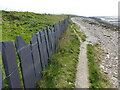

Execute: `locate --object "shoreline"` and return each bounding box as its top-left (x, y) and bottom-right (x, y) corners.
top-left (80, 16), bottom-right (119, 31)
top-left (72, 17), bottom-right (118, 88)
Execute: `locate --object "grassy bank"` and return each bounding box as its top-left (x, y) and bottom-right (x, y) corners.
top-left (37, 21), bottom-right (80, 88)
top-left (87, 44), bottom-right (110, 88)
top-left (72, 23), bottom-right (86, 41)
top-left (2, 10), bottom-right (67, 43)
top-left (1, 10), bottom-right (68, 88)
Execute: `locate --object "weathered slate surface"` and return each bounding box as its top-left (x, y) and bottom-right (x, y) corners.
top-left (39, 30), bottom-right (48, 66)
top-left (0, 63), bottom-right (2, 89)
top-left (49, 25), bottom-right (55, 54)
top-left (48, 30), bottom-right (54, 54)
top-left (44, 28), bottom-right (50, 57)
top-left (2, 41), bottom-right (22, 88)
top-left (30, 33), bottom-right (42, 82)
top-left (37, 32), bottom-right (46, 69)
top-left (47, 30), bottom-right (52, 55)
top-left (51, 30), bottom-right (55, 52)
top-left (0, 17), bottom-right (70, 89)
top-left (54, 22), bottom-right (60, 42)
top-left (61, 20), bottom-right (65, 31)
top-left (15, 36), bottom-right (36, 88)
top-left (0, 42), bottom-right (2, 89)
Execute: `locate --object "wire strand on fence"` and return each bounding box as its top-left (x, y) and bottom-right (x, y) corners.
top-left (0, 18), bottom-right (70, 87)
top-left (0, 35), bottom-right (55, 83)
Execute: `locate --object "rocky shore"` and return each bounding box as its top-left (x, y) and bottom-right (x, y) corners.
top-left (72, 17), bottom-right (119, 88)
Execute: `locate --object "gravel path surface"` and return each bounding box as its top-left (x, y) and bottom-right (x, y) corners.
top-left (75, 41), bottom-right (89, 88)
top-left (72, 26), bottom-right (89, 88)
top-left (72, 17), bottom-right (118, 88)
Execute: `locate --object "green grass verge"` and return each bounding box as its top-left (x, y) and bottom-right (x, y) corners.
top-left (87, 44), bottom-right (110, 88)
top-left (2, 10), bottom-right (68, 43)
top-left (1, 10), bottom-right (68, 88)
top-left (37, 21), bottom-right (80, 88)
top-left (72, 23), bottom-right (86, 42)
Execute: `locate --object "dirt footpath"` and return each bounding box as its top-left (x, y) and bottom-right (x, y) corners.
top-left (73, 26), bottom-right (89, 88)
top-left (72, 17), bottom-right (118, 88)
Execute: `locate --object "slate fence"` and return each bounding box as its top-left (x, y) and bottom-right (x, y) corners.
top-left (0, 17), bottom-right (70, 89)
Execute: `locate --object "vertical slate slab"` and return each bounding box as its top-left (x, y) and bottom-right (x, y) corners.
top-left (62, 20), bottom-right (64, 31)
top-left (54, 22), bottom-right (60, 41)
top-left (58, 23), bottom-right (60, 39)
top-left (59, 23), bottom-right (62, 36)
top-left (49, 25), bottom-right (55, 44)
top-left (2, 41), bottom-right (22, 88)
top-left (40, 30), bottom-right (48, 66)
top-left (61, 21), bottom-right (64, 33)
top-left (43, 28), bottom-right (50, 57)
top-left (61, 23), bottom-right (63, 34)
top-left (15, 36), bottom-right (36, 88)
top-left (0, 42), bottom-right (2, 90)
top-left (48, 30), bottom-right (54, 54)
top-left (54, 24), bottom-right (57, 42)
top-left (30, 33), bottom-right (42, 82)
top-left (0, 63), bottom-right (2, 90)
top-left (65, 19), bottom-right (68, 29)
top-left (37, 32), bottom-right (46, 69)
top-left (47, 29), bottom-right (52, 55)
top-left (51, 30), bottom-right (55, 52)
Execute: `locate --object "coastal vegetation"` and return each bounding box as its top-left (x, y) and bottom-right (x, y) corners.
top-left (2, 10), bottom-right (67, 43)
top-left (37, 21), bottom-right (80, 88)
top-left (87, 44), bottom-right (110, 88)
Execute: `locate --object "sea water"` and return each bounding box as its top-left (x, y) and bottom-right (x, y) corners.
top-left (97, 16), bottom-right (118, 26)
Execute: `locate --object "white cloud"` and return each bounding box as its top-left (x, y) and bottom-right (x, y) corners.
top-left (0, 0), bottom-right (119, 16)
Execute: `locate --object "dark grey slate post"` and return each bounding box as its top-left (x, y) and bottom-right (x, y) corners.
top-left (54, 22), bottom-right (60, 42)
top-left (54, 24), bottom-right (57, 42)
top-left (62, 20), bottom-right (65, 31)
top-left (58, 23), bottom-right (60, 39)
top-left (39, 30), bottom-right (48, 66)
top-left (65, 19), bottom-right (68, 29)
top-left (43, 29), bottom-right (50, 58)
top-left (30, 33), bottom-right (42, 82)
top-left (0, 42), bottom-right (2, 89)
top-left (51, 30), bottom-right (55, 52)
top-left (61, 21), bottom-right (64, 33)
top-left (49, 30), bottom-right (54, 54)
top-left (59, 23), bottom-right (62, 36)
top-left (0, 63), bottom-right (1, 90)
top-left (2, 41), bottom-right (22, 88)
top-left (0, 54), bottom-right (2, 89)
top-left (47, 30), bottom-right (53, 55)
top-left (49, 25), bottom-right (55, 53)
top-left (15, 36), bottom-right (36, 88)
top-left (37, 32), bottom-right (46, 69)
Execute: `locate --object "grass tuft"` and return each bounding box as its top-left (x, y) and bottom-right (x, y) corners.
top-left (37, 21), bottom-right (80, 88)
top-left (72, 23), bottom-right (86, 41)
top-left (87, 44), bottom-right (110, 88)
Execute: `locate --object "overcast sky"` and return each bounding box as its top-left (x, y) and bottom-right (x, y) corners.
top-left (0, 0), bottom-right (119, 16)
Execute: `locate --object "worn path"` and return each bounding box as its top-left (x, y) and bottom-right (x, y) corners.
top-left (72, 17), bottom-right (118, 88)
top-left (71, 18), bottom-right (89, 88)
